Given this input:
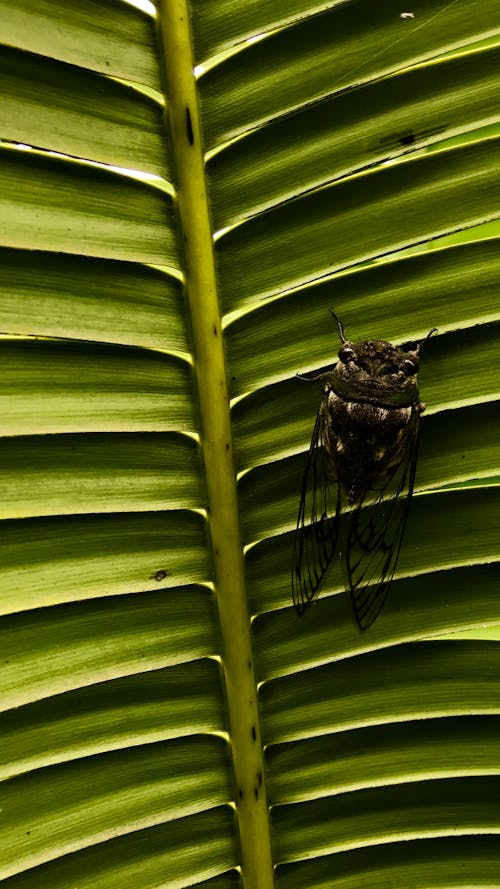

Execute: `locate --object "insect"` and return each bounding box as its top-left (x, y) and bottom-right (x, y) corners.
top-left (292, 310), bottom-right (437, 629)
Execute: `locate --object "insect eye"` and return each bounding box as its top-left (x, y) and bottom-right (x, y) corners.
top-left (403, 358), bottom-right (418, 376)
top-left (339, 345), bottom-right (356, 363)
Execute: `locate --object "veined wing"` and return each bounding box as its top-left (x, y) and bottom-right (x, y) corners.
top-left (292, 406), bottom-right (341, 614)
top-left (345, 409), bottom-right (420, 629)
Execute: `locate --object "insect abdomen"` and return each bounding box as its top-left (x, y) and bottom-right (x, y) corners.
top-left (324, 391), bottom-right (416, 503)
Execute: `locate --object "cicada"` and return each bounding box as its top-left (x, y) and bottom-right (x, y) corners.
top-left (292, 311), bottom-right (437, 629)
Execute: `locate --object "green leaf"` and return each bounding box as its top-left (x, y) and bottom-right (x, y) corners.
top-left (0, 0), bottom-right (499, 887)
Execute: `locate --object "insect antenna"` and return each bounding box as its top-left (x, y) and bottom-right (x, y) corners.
top-left (328, 307), bottom-right (347, 343)
top-left (416, 327), bottom-right (438, 354)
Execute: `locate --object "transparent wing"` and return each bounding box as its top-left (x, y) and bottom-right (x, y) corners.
top-left (345, 411), bottom-right (420, 629)
top-left (292, 407), bottom-right (341, 614)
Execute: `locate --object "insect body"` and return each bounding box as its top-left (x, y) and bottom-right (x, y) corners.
top-left (292, 311), bottom-right (437, 629)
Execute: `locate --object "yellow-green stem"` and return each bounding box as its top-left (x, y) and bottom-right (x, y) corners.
top-left (157, 2), bottom-right (274, 886)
